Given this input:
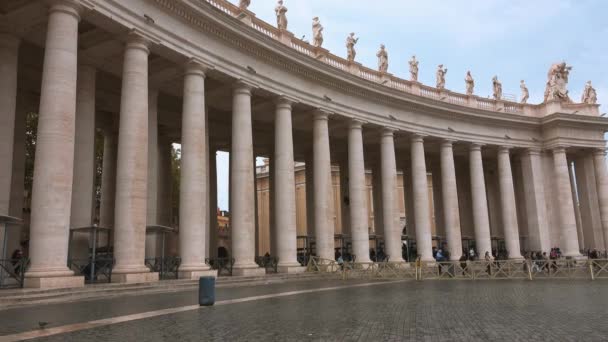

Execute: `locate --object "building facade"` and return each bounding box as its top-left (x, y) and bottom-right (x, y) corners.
top-left (0, 0), bottom-right (607, 289)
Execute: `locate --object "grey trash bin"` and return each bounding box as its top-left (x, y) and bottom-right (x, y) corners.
top-left (199, 276), bottom-right (216, 306)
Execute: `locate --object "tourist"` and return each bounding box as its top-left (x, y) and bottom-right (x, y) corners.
top-left (485, 251), bottom-right (492, 275)
top-left (469, 248), bottom-right (476, 260)
top-left (369, 248), bottom-right (376, 262)
top-left (11, 248), bottom-right (24, 275)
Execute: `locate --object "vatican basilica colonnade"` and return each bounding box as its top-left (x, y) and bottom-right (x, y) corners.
top-left (0, 0), bottom-right (607, 289)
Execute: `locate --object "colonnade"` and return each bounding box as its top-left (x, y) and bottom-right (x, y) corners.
top-left (1, 0), bottom-right (608, 289)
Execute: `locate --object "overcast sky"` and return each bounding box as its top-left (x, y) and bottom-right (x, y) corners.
top-left (215, 0), bottom-right (608, 210)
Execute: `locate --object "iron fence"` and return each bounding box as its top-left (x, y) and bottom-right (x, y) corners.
top-left (145, 256), bottom-right (181, 280)
top-left (0, 258), bottom-right (29, 288)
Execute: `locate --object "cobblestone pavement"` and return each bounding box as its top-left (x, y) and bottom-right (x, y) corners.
top-left (4, 280), bottom-right (608, 341)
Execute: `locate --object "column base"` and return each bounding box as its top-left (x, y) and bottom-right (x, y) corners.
top-left (112, 272), bottom-right (159, 284)
top-left (179, 269), bottom-right (218, 279)
top-left (232, 266), bottom-right (266, 277)
top-left (24, 275), bottom-right (84, 289)
top-left (277, 265), bottom-right (307, 274)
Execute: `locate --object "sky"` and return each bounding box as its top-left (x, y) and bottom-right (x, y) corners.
top-left (214, 0), bottom-right (608, 210)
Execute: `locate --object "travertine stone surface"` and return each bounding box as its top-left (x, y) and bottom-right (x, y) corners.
top-left (469, 144), bottom-right (492, 258)
top-left (440, 140), bottom-right (462, 260)
top-left (411, 135), bottom-right (433, 261)
top-left (552, 148), bottom-right (581, 257)
top-left (497, 147), bottom-right (522, 259)
top-left (521, 149), bottom-right (550, 252)
top-left (312, 111), bottom-right (334, 260)
top-left (179, 62), bottom-right (211, 277)
top-left (593, 150), bottom-right (608, 251)
top-left (26, 1), bottom-right (83, 288)
top-left (381, 129), bottom-right (403, 262)
top-left (99, 130), bottom-right (118, 229)
top-left (348, 120), bottom-right (371, 263)
top-left (112, 34), bottom-right (155, 280)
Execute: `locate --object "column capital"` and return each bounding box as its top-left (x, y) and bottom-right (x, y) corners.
top-left (552, 146), bottom-right (568, 154)
top-left (274, 95), bottom-right (297, 108)
top-left (498, 146), bottom-right (511, 154)
top-left (525, 147), bottom-right (542, 156)
top-left (184, 58), bottom-right (213, 77)
top-left (469, 142), bottom-right (484, 151)
top-left (381, 127), bottom-right (397, 137)
top-left (593, 148), bottom-right (607, 157)
top-left (440, 139), bottom-right (457, 148)
top-left (233, 79), bottom-right (255, 95)
top-left (47, 0), bottom-right (85, 21)
top-left (349, 118), bottom-right (365, 129)
top-left (124, 30), bottom-right (151, 54)
top-left (410, 133), bottom-right (426, 143)
top-left (312, 109), bottom-right (331, 121)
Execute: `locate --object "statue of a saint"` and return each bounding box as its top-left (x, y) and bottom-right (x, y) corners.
top-left (520, 80), bottom-right (529, 104)
top-left (492, 76), bottom-right (502, 100)
top-left (312, 17), bottom-right (323, 48)
top-left (346, 33), bottom-right (359, 62)
top-left (409, 55), bottom-right (419, 82)
top-left (544, 62), bottom-right (572, 102)
top-left (465, 71), bottom-right (474, 95)
top-left (239, 0), bottom-right (250, 10)
top-left (436, 64), bottom-right (447, 89)
top-left (377, 44), bottom-right (388, 73)
top-left (581, 81), bottom-right (598, 104)
top-left (275, 0), bottom-right (288, 31)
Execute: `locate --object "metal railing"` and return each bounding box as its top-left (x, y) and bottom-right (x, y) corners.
top-left (145, 256), bottom-right (181, 280)
top-left (205, 257), bottom-right (235, 276)
top-left (0, 258), bottom-right (29, 288)
top-left (68, 257), bottom-right (114, 284)
top-left (306, 257), bottom-right (341, 274)
top-left (255, 256), bottom-right (279, 273)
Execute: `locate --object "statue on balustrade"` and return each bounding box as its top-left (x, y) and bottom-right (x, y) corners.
top-left (312, 17), bottom-right (324, 48)
top-left (409, 55), bottom-right (419, 82)
top-left (436, 64), bottom-right (447, 89)
top-left (275, 0), bottom-right (288, 31)
top-left (520, 80), bottom-right (529, 104)
top-left (377, 44), bottom-right (388, 73)
top-left (239, 0), bottom-right (250, 10)
top-left (346, 33), bottom-right (359, 62)
top-left (492, 76), bottom-right (502, 100)
top-left (544, 62), bottom-right (572, 102)
top-left (465, 71), bottom-right (474, 95)
top-left (581, 81), bottom-right (598, 104)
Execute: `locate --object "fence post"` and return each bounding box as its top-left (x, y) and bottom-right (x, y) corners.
top-left (527, 260), bottom-right (533, 281)
top-left (590, 262), bottom-right (595, 281)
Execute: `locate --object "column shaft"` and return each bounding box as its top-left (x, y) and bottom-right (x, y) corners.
top-left (497, 147), bottom-right (522, 259)
top-left (0, 34), bottom-right (19, 214)
top-left (469, 144), bottom-right (492, 258)
top-left (274, 99), bottom-right (301, 271)
top-left (521, 149), bottom-right (550, 252)
top-left (381, 129), bottom-right (403, 262)
top-left (209, 149), bottom-right (218, 258)
top-left (25, 2), bottom-right (84, 288)
top-left (230, 82), bottom-right (264, 275)
top-left (112, 35), bottom-right (157, 282)
top-left (178, 63), bottom-right (213, 278)
top-left (411, 135), bottom-right (433, 261)
top-left (348, 121), bottom-right (371, 263)
top-left (312, 112), bottom-right (334, 260)
top-left (593, 150), bottom-right (608, 252)
top-left (440, 140), bottom-right (462, 260)
top-left (552, 148), bottom-right (581, 257)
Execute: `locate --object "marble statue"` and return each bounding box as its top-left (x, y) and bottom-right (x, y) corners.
top-left (465, 71), bottom-right (474, 95)
top-left (520, 80), bottom-right (529, 104)
top-left (346, 33), bottom-right (358, 62)
top-left (239, 0), bottom-right (250, 10)
top-left (492, 76), bottom-right (502, 100)
top-left (436, 64), bottom-right (447, 89)
top-left (377, 44), bottom-right (388, 73)
top-left (581, 81), bottom-right (598, 104)
top-left (275, 0), bottom-right (288, 31)
top-left (409, 55), bottom-right (419, 82)
top-left (312, 17), bottom-right (323, 48)
top-left (544, 62), bottom-right (572, 102)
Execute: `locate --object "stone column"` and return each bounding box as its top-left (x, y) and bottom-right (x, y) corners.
top-left (145, 90), bottom-right (160, 258)
top-left (380, 128), bottom-right (403, 263)
top-left (312, 111), bottom-right (335, 260)
top-left (411, 134), bottom-right (433, 261)
top-left (230, 82), bottom-right (264, 276)
top-left (25, 1), bottom-right (84, 288)
top-left (0, 33), bottom-right (19, 215)
top-left (521, 149), bottom-right (550, 253)
top-left (593, 149), bottom-right (608, 252)
top-left (469, 143), bottom-right (492, 259)
top-left (112, 34), bottom-right (158, 283)
top-left (440, 140), bottom-right (462, 260)
top-left (99, 129), bottom-right (118, 234)
top-left (371, 162), bottom-right (384, 239)
top-left (273, 97), bottom-right (303, 272)
top-left (348, 120), bottom-right (371, 263)
top-left (552, 147), bottom-right (581, 257)
top-left (209, 149), bottom-right (218, 258)
top-left (305, 153), bottom-right (314, 240)
top-left (178, 61), bottom-right (215, 279)
top-left (497, 147), bottom-right (523, 259)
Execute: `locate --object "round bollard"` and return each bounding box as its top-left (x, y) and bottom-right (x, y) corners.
top-left (199, 276), bottom-right (216, 306)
